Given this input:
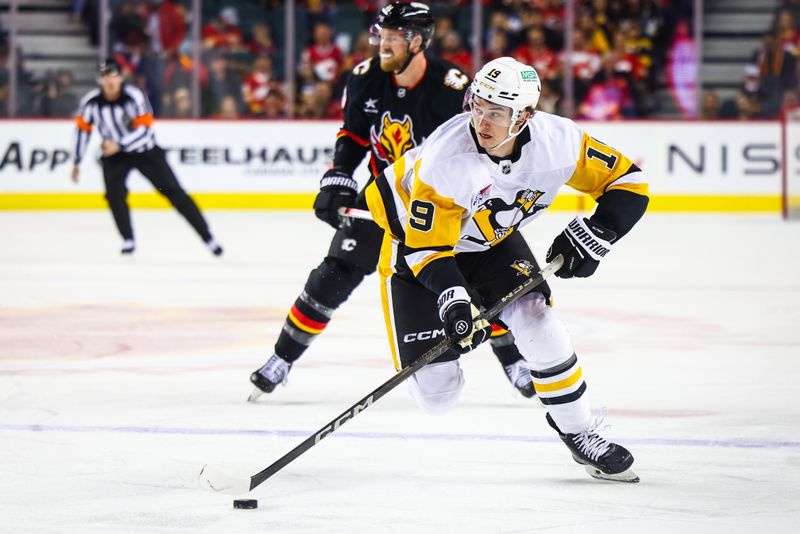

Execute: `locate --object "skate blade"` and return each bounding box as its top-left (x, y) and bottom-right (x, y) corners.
top-left (584, 465), bottom-right (640, 483)
top-left (246, 387), bottom-right (263, 403)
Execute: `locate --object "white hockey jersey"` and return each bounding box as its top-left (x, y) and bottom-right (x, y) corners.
top-left (365, 111), bottom-right (648, 277)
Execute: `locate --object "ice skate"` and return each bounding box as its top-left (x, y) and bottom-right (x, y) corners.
top-left (248, 354), bottom-right (292, 402)
top-left (120, 239), bottom-right (135, 255)
top-left (206, 238), bottom-right (223, 257)
top-left (503, 359), bottom-right (537, 399)
top-left (546, 412), bottom-right (639, 483)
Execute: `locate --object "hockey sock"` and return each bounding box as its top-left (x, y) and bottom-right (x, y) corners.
top-left (488, 327), bottom-right (525, 366)
top-left (274, 290), bottom-right (333, 363)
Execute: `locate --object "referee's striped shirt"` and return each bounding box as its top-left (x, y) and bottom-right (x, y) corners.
top-left (72, 83), bottom-right (157, 164)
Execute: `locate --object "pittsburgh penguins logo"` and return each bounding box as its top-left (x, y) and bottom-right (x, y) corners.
top-left (370, 111), bottom-right (415, 164)
top-left (465, 189), bottom-right (548, 246)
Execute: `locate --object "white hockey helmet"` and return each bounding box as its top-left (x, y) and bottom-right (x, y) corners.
top-left (469, 57), bottom-right (541, 126)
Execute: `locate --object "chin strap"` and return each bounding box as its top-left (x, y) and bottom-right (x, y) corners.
top-left (393, 41), bottom-right (422, 76)
top-left (486, 121), bottom-right (529, 152)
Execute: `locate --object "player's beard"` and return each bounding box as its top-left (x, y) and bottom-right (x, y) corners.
top-left (379, 51), bottom-right (409, 73)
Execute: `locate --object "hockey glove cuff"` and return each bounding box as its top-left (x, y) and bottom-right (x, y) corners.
top-left (313, 169), bottom-right (359, 229)
top-left (546, 217), bottom-right (617, 279)
top-left (437, 286), bottom-right (492, 354)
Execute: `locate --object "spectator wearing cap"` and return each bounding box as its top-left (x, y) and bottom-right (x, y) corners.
top-left (203, 6), bottom-right (246, 51)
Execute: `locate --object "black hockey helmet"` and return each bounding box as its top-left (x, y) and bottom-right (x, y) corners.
top-left (370, 2), bottom-right (436, 51)
top-left (97, 57), bottom-right (122, 76)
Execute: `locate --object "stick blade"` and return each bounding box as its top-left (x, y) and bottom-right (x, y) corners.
top-left (198, 464), bottom-right (252, 495)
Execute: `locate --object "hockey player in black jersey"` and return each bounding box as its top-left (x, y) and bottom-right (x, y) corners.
top-left (249, 2), bottom-right (533, 401)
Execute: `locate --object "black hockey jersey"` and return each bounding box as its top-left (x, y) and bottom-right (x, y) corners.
top-left (334, 55), bottom-right (470, 178)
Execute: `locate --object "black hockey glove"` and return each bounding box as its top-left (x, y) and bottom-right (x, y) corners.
top-left (313, 168), bottom-right (358, 229)
top-left (437, 286), bottom-right (492, 354)
top-left (546, 216), bottom-right (617, 279)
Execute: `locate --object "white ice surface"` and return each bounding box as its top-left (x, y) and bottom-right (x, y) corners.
top-left (1, 210), bottom-right (799, 533)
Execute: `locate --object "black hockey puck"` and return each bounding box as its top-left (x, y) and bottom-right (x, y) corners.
top-left (233, 499), bottom-right (258, 509)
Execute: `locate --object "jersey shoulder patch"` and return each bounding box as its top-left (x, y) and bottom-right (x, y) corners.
top-left (352, 57), bottom-right (373, 77)
top-left (443, 68), bottom-right (469, 91)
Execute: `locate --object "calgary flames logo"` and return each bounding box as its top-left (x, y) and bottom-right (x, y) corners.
top-left (465, 189), bottom-right (548, 246)
top-left (370, 112), bottom-right (416, 164)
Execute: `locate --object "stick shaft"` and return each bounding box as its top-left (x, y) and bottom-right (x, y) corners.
top-left (247, 256), bottom-right (564, 491)
top-left (337, 207), bottom-right (374, 221)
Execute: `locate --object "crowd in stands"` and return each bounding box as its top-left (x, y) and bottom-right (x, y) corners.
top-left (701, 0), bottom-right (800, 120)
top-left (2, 0), bottom-right (689, 120)
top-left (103, 0), bottom-right (679, 121)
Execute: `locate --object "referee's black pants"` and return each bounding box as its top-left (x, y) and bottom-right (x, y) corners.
top-left (101, 147), bottom-right (211, 242)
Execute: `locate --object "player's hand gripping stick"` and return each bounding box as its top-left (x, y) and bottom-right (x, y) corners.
top-left (313, 169), bottom-right (358, 229)
top-left (437, 287), bottom-right (492, 354)
top-left (547, 217), bottom-right (616, 278)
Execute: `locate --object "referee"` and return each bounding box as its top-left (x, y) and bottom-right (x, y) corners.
top-left (70, 58), bottom-right (223, 256)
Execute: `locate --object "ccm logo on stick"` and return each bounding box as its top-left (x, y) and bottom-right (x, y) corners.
top-left (314, 396), bottom-right (374, 443)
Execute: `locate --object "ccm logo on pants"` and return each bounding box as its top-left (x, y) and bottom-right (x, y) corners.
top-left (404, 329), bottom-right (446, 343)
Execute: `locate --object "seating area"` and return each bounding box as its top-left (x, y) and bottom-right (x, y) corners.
top-left (5, 1), bottom-right (792, 120)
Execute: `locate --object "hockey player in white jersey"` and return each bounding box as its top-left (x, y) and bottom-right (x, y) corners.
top-left (365, 57), bottom-right (648, 482)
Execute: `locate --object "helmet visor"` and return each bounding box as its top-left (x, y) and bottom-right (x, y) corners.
top-left (369, 25), bottom-right (412, 46)
top-left (465, 91), bottom-right (514, 127)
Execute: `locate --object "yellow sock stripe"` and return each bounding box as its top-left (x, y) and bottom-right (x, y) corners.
top-left (287, 309), bottom-right (324, 335)
top-left (532, 367), bottom-right (583, 393)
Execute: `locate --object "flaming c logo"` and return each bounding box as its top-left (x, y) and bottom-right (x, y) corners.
top-left (370, 112), bottom-right (415, 164)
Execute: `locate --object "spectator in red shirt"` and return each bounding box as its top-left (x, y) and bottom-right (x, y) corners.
top-left (150, 0), bottom-right (186, 56)
top-left (513, 27), bottom-right (558, 81)
top-left (301, 21), bottom-right (343, 82)
top-left (202, 6), bottom-right (246, 51)
top-left (242, 54), bottom-right (278, 117)
top-left (559, 30), bottom-right (602, 103)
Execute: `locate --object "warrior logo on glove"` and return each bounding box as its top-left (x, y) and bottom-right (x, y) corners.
top-left (454, 319), bottom-right (470, 335)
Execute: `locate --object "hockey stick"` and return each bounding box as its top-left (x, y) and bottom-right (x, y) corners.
top-left (337, 207), bottom-right (374, 221)
top-left (199, 256), bottom-right (564, 495)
